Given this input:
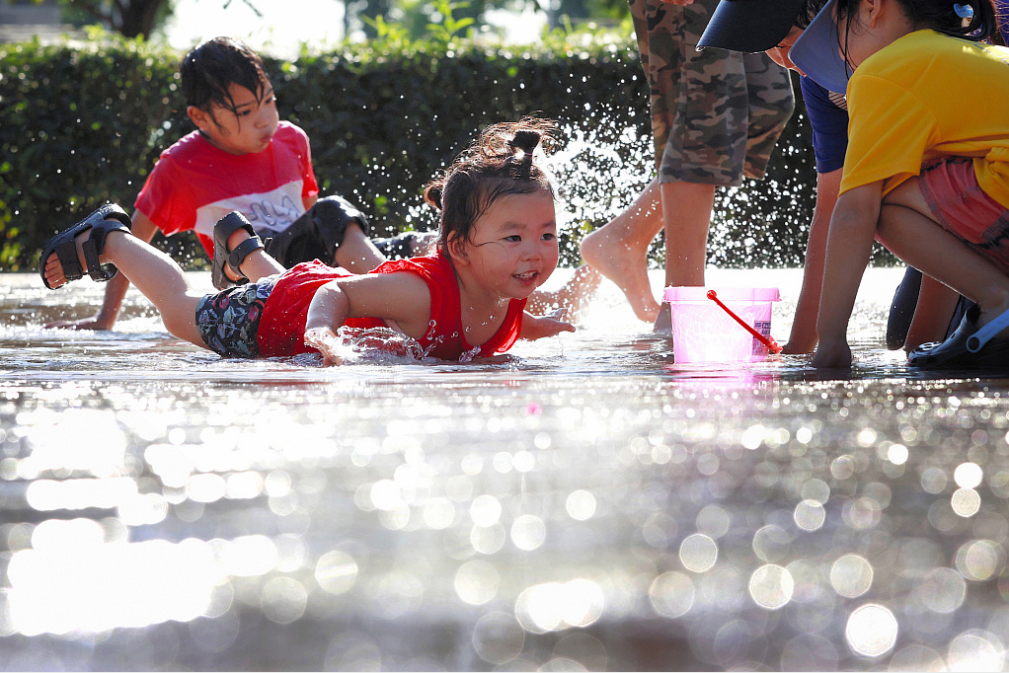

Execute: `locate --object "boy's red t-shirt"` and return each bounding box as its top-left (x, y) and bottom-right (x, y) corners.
top-left (134, 121), bottom-right (320, 257)
top-left (256, 255), bottom-right (527, 360)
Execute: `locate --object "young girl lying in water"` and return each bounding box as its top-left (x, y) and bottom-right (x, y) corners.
top-left (788, 0), bottom-right (1009, 369)
top-left (39, 120), bottom-right (575, 365)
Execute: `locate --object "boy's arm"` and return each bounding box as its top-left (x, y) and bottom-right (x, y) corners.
top-left (520, 310), bottom-right (575, 341)
top-left (46, 210), bottom-right (159, 331)
top-left (304, 272), bottom-right (430, 366)
top-left (783, 169), bottom-right (841, 354)
top-left (811, 181), bottom-right (883, 369)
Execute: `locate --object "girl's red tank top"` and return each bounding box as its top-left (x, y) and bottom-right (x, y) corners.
top-left (256, 255), bottom-right (527, 360)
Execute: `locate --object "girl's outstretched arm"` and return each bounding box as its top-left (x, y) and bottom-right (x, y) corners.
top-left (811, 181), bottom-right (883, 369)
top-left (304, 272), bottom-right (431, 365)
top-left (521, 309), bottom-right (575, 341)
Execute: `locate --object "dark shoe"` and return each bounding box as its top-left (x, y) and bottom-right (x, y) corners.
top-left (212, 211), bottom-right (266, 290)
top-left (886, 267), bottom-right (921, 350)
top-left (908, 304), bottom-right (1009, 369)
top-left (39, 204), bottom-right (132, 289)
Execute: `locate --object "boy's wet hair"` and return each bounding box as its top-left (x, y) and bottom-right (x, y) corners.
top-left (424, 118), bottom-right (557, 258)
top-left (180, 37), bottom-right (269, 119)
top-left (836, 0), bottom-right (996, 44)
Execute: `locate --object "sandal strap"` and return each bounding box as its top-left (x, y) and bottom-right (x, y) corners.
top-left (82, 239), bottom-right (106, 282)
top-left (967, 308), bottom-right (1009, 352)
top-left (54, 237), bottom-right (85, 282)
top-left (227, 237), bottom-right (265, 278)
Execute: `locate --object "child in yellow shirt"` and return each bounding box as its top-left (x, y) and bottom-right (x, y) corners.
top-left (789, 0), bottom-right (1009, 368)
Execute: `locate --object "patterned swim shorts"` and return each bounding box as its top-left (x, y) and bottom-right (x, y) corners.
top-left (195, 275), bottom-right (279, 358)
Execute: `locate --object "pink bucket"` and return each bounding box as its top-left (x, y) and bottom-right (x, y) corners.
top-left (663, 287), bottom-right (781, 363)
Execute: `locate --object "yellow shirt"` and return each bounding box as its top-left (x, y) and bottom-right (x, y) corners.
top-left (840, 30), bottom-right (1009, 209)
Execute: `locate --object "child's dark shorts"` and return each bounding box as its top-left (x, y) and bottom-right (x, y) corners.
top-left (264, 195), bottom-right (369, 268)
top-left (195, 275), bottom-right (280, 358)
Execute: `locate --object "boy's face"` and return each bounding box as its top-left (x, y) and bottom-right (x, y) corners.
top-left (188, 80), bottom-right (280, 155)
top-left (766, 25), bottom-right (807, 75)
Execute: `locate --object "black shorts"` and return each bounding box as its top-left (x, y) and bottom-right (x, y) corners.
top-left (264, 196), bottom-right (369, 268)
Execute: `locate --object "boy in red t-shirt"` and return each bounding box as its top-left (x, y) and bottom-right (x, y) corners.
top-left (49, 36), bottom-right (431, 331)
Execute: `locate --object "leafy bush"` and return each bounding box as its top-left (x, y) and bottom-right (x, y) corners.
top-left (0, 28), bottom-right (828, 272)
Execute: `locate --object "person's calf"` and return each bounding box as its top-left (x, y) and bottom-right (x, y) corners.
top-left (333, 221), bottom-right (385, 273)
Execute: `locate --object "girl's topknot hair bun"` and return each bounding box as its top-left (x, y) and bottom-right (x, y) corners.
top-left (423, 183), bottom-right (444, 211)
top-left (509, 129), bottom-right (541, 155)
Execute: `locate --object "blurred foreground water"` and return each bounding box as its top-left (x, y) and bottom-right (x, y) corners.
top-left (2, 267), bottom-right (1009, 671)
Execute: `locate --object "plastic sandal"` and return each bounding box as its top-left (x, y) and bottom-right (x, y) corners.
top-left (212, 211), bottom-right (265, 290)
top-left (38, 204), bottom-right (132, 290)
top-left (908, 304), bottom-right (1009, 369)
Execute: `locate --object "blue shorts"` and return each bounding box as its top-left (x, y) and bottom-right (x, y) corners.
top-left (195, 275), bottom-right (279, 358)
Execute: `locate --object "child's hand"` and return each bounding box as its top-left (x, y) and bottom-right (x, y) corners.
top-left (304, 327), bottom-right (345, 366)
top-left (811, 338), bottom-right (852, 369)
top-left (522, 309), bottom-right (576, 341)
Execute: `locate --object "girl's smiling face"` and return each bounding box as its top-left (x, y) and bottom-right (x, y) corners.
top-left (459, 189), bottom-right (559, 300)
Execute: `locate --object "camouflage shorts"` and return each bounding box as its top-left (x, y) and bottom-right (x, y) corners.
top-left (629, 0), bottom-right (795, 186)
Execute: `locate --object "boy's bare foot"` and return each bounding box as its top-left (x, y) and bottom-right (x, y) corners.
top-left (580, 225), bottom-right (660, 322)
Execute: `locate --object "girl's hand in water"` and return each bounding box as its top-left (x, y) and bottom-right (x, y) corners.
top-left (811, 338), bottom-right (852, 369)
top-left (521, 309), bottom-right (576, 341)
top-left (304, 327), bottom-right (345, 367)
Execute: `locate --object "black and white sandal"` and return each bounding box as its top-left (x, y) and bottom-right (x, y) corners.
top-left (908, 304), bottom-right (1009, 369)
top-left (39, 204), bottom-right (132, 290)
top-left (212, 211), bottom-right (266, 290)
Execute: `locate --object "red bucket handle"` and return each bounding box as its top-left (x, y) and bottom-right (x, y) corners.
top-left (706, 290), bottom-right (782, 355)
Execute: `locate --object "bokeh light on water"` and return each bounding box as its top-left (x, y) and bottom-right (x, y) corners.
top-left (6, 261), bottom-right (1009, 669)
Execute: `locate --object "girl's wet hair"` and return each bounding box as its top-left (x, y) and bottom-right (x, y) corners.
top-left (180, 37), bottom-right (269, 119)
top-left (836, 0), bottom-right (997, 54)
top-left (796, 0), bottom-right (832, 28)
top-left (423, 118), bottom-right (557, 257)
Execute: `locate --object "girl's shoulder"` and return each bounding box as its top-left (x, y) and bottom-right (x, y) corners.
top-left (370, 253), bottom-right (455, 287)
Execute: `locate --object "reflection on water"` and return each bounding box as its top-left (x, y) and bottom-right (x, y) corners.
top-left (3, 268), bottom-right (1009, 670)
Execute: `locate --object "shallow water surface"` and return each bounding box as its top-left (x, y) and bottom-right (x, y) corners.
top-left (2, 268), bottom-right (1009, 671)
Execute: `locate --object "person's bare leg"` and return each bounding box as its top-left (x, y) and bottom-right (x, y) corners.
top-left (878, 180), bottom-right (1009, 333)
top-left (580, 179), bottom-right (664, 322)
top-left (526, 264), bottom-right (603, 321)
top-left (661, 180), bottom-right (716, 288)
top-left (334, 223), bottom-right (385, 273)
top-left (43, 226), bottom-right (207, 348)
top-left (903, 276), bottom-right (960, 351)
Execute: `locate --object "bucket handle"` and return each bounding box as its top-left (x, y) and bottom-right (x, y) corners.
top-left (706, 290), bottom-right (782, 355)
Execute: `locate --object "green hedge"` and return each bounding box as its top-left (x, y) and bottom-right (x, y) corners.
top-left (0, 34), bottom-right (824, 272)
